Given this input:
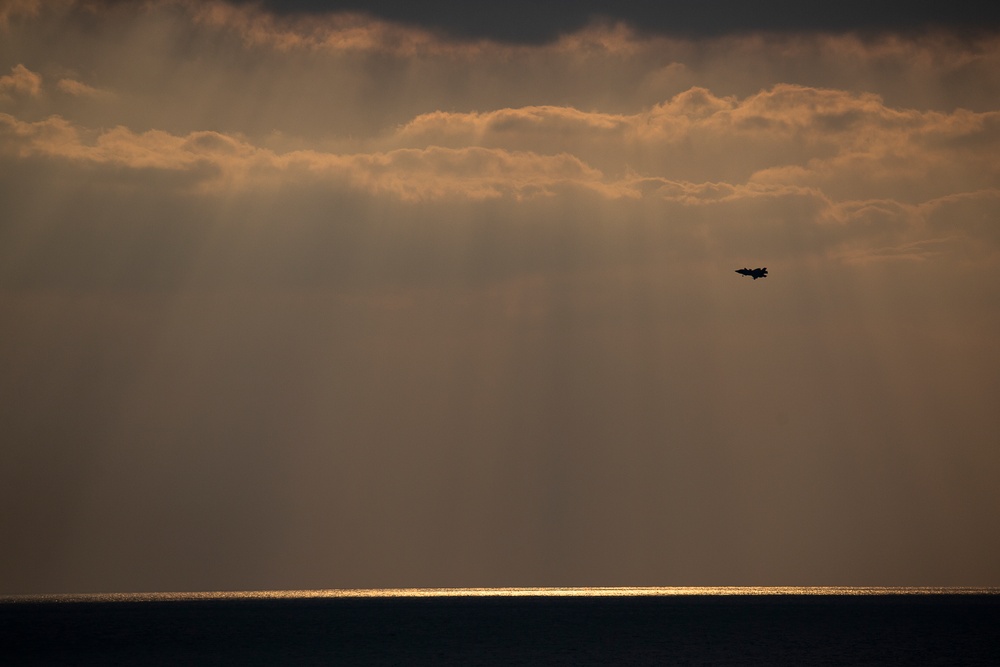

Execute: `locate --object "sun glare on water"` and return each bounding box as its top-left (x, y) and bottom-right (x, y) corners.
top-left (7, 587), bottom-right (996, 604)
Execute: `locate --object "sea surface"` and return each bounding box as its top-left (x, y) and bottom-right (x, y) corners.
top-left (3, 587), bottom-right (998, 665)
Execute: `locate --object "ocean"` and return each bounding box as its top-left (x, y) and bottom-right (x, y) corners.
top-left (3, 588), bottom-right (998, 665)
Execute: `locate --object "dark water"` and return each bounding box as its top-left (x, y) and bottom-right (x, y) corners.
top-left (3, 588), bottom-right (999, 665)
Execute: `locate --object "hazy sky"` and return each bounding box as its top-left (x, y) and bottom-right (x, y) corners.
top-left (2, 0), bottom-right (998, 594)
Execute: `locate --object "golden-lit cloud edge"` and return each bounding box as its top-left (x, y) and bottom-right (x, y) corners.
top-left (2, 1), bottom-right (998, 270)
top-left (4, 103), bottom-right (997, 268)
top-left (4, 71), bottom-right (997, 244)
top-left (0, 63), bottom-right (40, 100)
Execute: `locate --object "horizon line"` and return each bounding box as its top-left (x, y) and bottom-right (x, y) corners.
top-left (4, 586), bottom-right (999, 603)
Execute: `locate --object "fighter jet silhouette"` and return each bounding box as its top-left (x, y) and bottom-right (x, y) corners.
top-left (736, 267), bottom-right (767, 279)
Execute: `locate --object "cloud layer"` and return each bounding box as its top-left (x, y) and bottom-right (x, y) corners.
top-left (3, 67), bottom-right (997, 283)
top-left (2, 0), bottom-right (999, 593)
top-left (217, 0), bottom-right (1000, 42)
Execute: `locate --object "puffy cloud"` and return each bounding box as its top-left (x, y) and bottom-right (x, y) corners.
top-left (3, 1), bottom-right (999, 156)
top-left (4, 70), bottom-right (998, 273)
top-left (0, 113), bottom-right (612, 199)
top-left (56, 78), bottom-right (113, 99)
top-left (1, 113), bottom-right (205, 168)
top-left (390, 84), bottom-right (1000, 203)
top-left (188, 10), bottom-right (1000, 117)
top-left (0, 113), bottom-right (78, 155)
top-left (0, 63), bottom-right (41, 100)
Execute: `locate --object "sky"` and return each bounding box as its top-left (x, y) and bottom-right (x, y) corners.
top-left (1, 0), bottom-right (998, 594)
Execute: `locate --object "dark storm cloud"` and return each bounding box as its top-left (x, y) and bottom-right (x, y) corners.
top-left (232, 0), bottom-right (1000, 42)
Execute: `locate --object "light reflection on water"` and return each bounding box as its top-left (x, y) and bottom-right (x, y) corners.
top-left (5, 586), bottom-right (997, 603)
